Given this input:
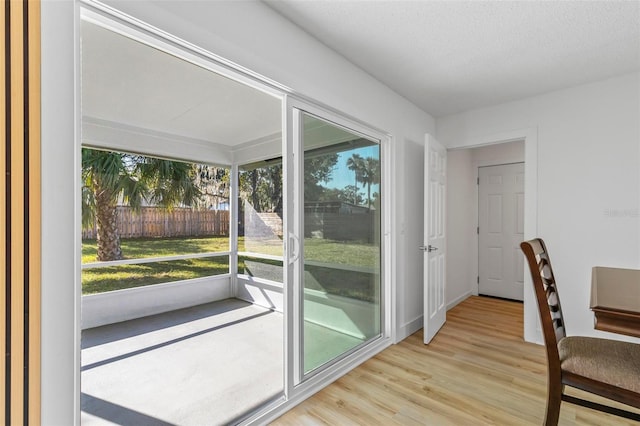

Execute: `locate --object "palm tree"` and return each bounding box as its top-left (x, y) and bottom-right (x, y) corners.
top-left (82, 148), bottom-right (201, 261)
top-left (360, 157), bottom-right (380, 209)
top-left (346, 153), bottom-right (364, 204)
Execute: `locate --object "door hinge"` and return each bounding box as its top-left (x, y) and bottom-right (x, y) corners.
top-left (477, 177), bottom-right (479, 185)
top-left (477, 226), bottom-right (479, 234)
top-left (477, 276), bottom-right (480, 284)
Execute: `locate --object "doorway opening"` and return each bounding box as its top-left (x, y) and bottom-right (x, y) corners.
top-left (446, 140), bottom-right (526, 308)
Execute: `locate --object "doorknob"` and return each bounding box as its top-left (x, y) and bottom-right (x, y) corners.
top-left (419, 245), bottom-right (439, 252)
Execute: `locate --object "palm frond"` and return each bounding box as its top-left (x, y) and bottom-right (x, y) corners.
top-left (81, 185), bottom-right (96, 230)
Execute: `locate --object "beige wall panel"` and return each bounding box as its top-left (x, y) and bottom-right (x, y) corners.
top-left (0, 1), bottom-right (6, 422)
top-left (9, 0), bottom-right (26, 423)
top-left (28, 1), bottom-right (41, 425)
top-left (28, 1), bottom-right (42, 424)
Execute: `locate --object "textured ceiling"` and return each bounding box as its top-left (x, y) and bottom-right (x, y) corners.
top-left (265, 0), bottom-right (640, 117)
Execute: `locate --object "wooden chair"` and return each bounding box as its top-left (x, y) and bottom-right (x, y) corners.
top-left (520, 238), bottom-right (640, 425)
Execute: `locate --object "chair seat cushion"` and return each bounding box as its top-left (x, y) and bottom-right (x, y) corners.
top-left (558, 336), bottom-right (640, 393)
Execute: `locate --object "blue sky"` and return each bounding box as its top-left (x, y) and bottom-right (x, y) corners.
top-left (325, 145), bottom-right (380, 194)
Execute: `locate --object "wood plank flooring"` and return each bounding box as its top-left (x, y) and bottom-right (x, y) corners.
top-left (273, 296), bottom-right (640, 425)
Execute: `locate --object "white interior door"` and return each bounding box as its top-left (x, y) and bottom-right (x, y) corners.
top-left (423, 134), bottom-right (446, 344)
top-left (478, 163), bottom-right (525, 301)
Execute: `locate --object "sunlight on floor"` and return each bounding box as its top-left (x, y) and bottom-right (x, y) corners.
top-left (81, 299), bottom-right (283, 426)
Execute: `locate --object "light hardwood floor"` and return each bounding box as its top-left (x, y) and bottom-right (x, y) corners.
top-left (273, 296), bottom-right (640, 425)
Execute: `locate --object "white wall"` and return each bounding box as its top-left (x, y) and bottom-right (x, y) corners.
top-left (41, 1), bottom-right (434, 423)
top-left (446, 149), bottom-right (475, 307)
top-left (438, 72), bottom-right (640, 344)
top-left (41, 1), bottom-right (78, 423)
top-left (471, 141), bottom-right (524, 167)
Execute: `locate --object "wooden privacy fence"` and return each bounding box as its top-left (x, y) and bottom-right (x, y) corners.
top-left (83, 207), bottom-right (229, 239)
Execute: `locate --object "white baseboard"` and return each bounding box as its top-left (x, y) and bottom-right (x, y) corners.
top-left (395, 315), bottom-right (423, 343)
top-left (394, 292), bottom-right (473, 344)
top-left (447, 291), bottom-right (472, 311)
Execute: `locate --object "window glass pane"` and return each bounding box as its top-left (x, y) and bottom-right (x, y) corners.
top-left (238, 161), bottom-right (284, 282)
top-left (83, 256), bottom-right (230, 294)
top-left (302, 114), bottom-right (381, 374)
top-left (81, 148), bottom-right (230, 294)
top-left (237, 256), bottom-right (284, 283)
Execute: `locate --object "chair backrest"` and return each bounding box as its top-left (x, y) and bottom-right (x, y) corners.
top-left (520, 238), bottom-right (566, 361)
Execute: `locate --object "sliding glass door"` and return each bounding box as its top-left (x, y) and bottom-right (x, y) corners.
top-left (296, 112), bottom-right (383, 377)
top-left (79, 5), bottom-right (391, 423)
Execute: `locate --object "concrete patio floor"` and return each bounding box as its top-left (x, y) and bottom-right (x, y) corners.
top-left (81, 299), bottom-right (284, 426)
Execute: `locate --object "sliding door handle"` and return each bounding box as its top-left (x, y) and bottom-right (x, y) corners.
top-left (288, 233), bottom-right (300, 265)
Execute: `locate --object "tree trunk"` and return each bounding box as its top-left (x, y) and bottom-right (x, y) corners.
top-left (95, 185), bottom-right (123, 261)
top-left (271, 166), bottom-right (283, 214)
top-left (250, 170), bottom-right (261, 211)
top-left (354, 177), bottom-right (358, 204)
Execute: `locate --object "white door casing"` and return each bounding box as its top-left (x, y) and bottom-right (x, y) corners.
top-left (478, 163), bottom-right (525, 301)
top-left (423, 134), bottom-right (446, 344)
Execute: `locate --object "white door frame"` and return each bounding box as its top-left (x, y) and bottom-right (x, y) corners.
top-left (447, 128), bottom-right (539, 344)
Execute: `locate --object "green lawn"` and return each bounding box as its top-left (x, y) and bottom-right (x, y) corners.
top-left (82, 236), bottom-right (230, 264)
top-left (304, 238), bottom-right (378, 267)
top-left (82, 257), bottom-right (230, 294)
top-left (82, 236), bottom-right (379, 297)
top-left (82, 237), bottom-right (230, 294)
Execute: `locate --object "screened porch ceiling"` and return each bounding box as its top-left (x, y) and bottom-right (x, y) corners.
top-left (81, 20), bottom-right (368, 162)
top-left (81, 20), bottom-right (281, 148)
